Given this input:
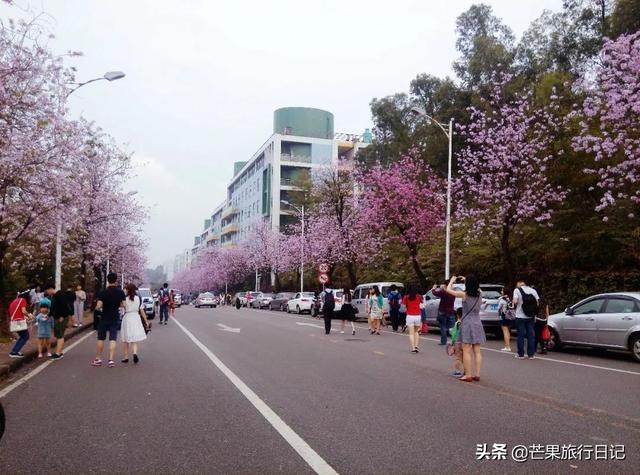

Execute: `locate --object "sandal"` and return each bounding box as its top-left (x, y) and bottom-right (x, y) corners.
top-left (107, 360), bottom-right (116, 368)
top-left (91, 358), bottom-right (102, 367)
top-left (458, 376), bottom-right (473, 383)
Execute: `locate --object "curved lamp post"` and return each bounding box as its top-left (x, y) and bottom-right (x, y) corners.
top-left (54, 71), bottom-right (126, 290)
top-left (411, 106), bottom-right (454, 281)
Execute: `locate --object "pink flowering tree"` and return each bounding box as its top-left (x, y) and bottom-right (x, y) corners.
top-left (455, 75), bottom-right (567, 284)
top-left (359, 155), bottom-right (445, 289)
top-left (572, 31), bottom-right (640, 214)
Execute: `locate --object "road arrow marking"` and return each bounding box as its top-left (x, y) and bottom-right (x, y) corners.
top-left (217, 323), bottom-right (241, 333)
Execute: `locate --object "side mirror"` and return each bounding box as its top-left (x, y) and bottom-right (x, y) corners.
top-left (565, 306), bottom-right (574, 316)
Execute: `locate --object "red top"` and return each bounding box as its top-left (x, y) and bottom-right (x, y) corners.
top-left (402, 294), bottom-right (423, 316)
top-left (8, 297), bottom-right (27, 321)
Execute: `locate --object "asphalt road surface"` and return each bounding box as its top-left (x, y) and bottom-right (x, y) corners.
top-left (1, 305), bottom-right (638, 474)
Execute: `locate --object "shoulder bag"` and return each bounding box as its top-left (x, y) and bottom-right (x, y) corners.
top-left (9, 299), bottom-right (28, 332)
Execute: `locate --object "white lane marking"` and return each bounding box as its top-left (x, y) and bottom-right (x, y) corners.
top-left (217, 323), bottom-right (241, 333)
top-left (296, 322), bottom-right (325, 330)
top-left (0, 331), bottom-right (95, 399)
top-left (173, 318), bottom-right (337, 475)
top-left (247, 309), bottom-right (640, 376)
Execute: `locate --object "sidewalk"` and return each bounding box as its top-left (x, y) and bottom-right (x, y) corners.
top-left (0, 313), bottom-right (93, 381)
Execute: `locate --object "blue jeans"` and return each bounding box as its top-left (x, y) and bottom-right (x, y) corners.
top-left (437, 311), bottom-right (455, 344)
top-left (160, 305), bottom-right (169, 323)
top-left (11, 330), bottom-right (30, 354)
top-left (515, 318), bottom-right (536, 357)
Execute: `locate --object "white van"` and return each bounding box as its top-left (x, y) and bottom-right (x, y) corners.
top-left (353, 282), bottom-right (404, 320)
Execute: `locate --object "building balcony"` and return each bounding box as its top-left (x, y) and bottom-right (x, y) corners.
top-left (281, 153), bottom-right (312, 164)
top-left (221, 223), bottom-right (239, 236)
top-left (280, 177), bottom-right (304, 189)
top-left (206, 233), bottom-right (219, 242)
top-left (221, 206), bottom-right (239, 219)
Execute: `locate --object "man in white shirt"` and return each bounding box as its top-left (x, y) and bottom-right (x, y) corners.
top-left (512, 280), bottom-right (540, 359)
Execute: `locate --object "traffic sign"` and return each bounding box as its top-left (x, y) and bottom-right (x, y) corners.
top-left (318, 273), bottom-right (329, 284)
top-left (319, 263), bottom-right (329, 273)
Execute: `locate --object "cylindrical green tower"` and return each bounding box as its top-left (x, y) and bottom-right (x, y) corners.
top-left (273, 107), bottom-right (334, 139)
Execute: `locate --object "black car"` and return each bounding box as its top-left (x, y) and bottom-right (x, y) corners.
top-left (268, 292), bottom-right (296, 311)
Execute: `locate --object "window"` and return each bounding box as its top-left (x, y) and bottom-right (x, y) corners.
top-left (604, 298), bottom-right (638, 314)
top-left (573, 298), bottom-right (605, 315)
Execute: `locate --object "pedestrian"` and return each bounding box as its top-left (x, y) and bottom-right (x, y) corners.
top-left (398, 289), bottom-right (407, 333)
top-left (448, 308), bottom-right (464, 377)
top-left (446, 274), bottom-right (486, 382)
top-left (312, 291), bottom-right (321, 319)
top-left (91, 273), bottom-right (126, 368)
top-left (534, 289), bottom-right (549, 355)
top-left (44, 283), bottom-right (73, 361)
top-left (64, 285), bottom-right (77, 328)
top-left (74, 284), bottom-right (86, 327)
top-left (368, 286), bottom-right (384, 335)
top-left (498, 287), bottom-right (515, 352)
top-left (402, 285), bottom-right (424, 353)
top-left (120, 283), bottom-right (148, 364)
top-left (322, 288), bottom-right (335, 335)
top-left (169, 289), bottom-right (176, 318)
top-left (432, 282), bottom-right (456, 345)
top-left (8, 291), bottom-right (33, 358)
top-left (30, 285), bottom-right (43, 314)
top-left (512, 279), bottom-right (540, 360)
top-left (158, 283), bottom-right (170, 325)
top-left (235, 294), bottom-right (241, 309)
top-left (35, 301), bottom-right (54, 358)
top-left (338, 287), bottom-right (356, 336)
top-left (387, 285), bottom-right (402, 332)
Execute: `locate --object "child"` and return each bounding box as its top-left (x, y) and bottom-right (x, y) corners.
top-left (449, 307), bottom-right (464, 377)
top-left (35, 302), bottom-right (54, 358)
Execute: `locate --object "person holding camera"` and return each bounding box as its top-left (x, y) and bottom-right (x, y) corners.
top-left (431, 282), bottom-right (456, 345)
top-left (446, 274), bottom-right (485, 382)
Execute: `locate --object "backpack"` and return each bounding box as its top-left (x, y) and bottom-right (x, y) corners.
top-left (518, 288), bottom-right (538, 318)
top-left (160, 289), bottom-right (170, 305)
top-left (324, 291), bottom-right (335, 309)
top-left (499, 297), bottom-right (516, 320)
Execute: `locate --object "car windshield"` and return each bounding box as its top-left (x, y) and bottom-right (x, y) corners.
top-left (249, 292), bottom-right (260, 297)
top-left (263, 293), bottom-right (276, 298)
top-left (301, 292), bottom-right (315, 298)
top-left (202, 293), bottom-right (214, 298)
top-left (482, 290), bottom-right (502, 299)
top-left (139, 288), bottom-right (152, 298)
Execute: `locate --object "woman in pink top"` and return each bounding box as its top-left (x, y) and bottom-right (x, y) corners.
top-left (402, 285), bottom-right (424, 353)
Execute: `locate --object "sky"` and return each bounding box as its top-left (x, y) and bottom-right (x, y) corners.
top-left (2, 0), bottom-right (563, 268)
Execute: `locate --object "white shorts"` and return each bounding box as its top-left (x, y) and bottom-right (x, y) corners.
top-left (406, 315), bottom-right (421, 326)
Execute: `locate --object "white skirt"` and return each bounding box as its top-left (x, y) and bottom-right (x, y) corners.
top-left (121, 312), bottom-right (147, 343)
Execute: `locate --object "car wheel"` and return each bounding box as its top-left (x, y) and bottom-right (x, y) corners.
top-left (630, 334), bottom-right (640, 363)
top-left (547, 328), bottom-right (562, 351)
top-left (286, 305), bottom-right (291, 313)
top-left (297, 305), bottom-right (302, 315)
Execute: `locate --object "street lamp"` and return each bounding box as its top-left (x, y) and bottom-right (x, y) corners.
top-left (410, 106), bottom-right (454, 280)
top-left (281, 200), bottom-right (305, 293)
top-left (54, 70), bottom-right (126, 290)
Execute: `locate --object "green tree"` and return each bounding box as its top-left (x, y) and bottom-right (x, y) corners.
top-left (610, 0), bottom-right (640, 37)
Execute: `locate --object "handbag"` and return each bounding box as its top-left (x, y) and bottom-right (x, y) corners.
top-left (9, 298), bottom-right (28, 332)
top-left (420, 322), bottom-right (429, 334)
top-left (541, 324), bottom-right (551, 342)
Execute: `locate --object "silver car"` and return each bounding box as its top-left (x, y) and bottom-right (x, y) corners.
top-left (547, 292), bottom-right (640, 362)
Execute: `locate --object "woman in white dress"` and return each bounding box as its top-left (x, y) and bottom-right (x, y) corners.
top-left (121, 283), bottom-right (149, 364)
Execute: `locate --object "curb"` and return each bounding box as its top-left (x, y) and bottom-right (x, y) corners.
top-left (0, 322), bottom-right (93, 382)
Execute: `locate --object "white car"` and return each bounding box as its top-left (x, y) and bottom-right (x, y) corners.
top-left (352, 282), bottom-right (405, 319)
top-left (195, 292), bottom-right (216, 308)
top-left (286, 292), bottom-right (316, 314)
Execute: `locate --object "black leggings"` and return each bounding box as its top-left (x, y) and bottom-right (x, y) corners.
top-left (324, 308), bottom-right (334, 334)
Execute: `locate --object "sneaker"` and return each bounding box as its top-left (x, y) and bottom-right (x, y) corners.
top-left (452, 370), bottom-right (464, 377)
top-left (38, 354), bottom-right (43, 358)
top-left (514, 355), bottom-right (525, 360)
top-left (46, 352), bottom-right (52, 357)
top-left (500, 347), bottom-right (512, 352)
top-left (341, 331), bottom-right (345, 334)
top-left (133, 354), bottom-right (139, 364)
top-left (352, 330), bottom-right (356, 336)
top-left (107, 360), bottom-right (116, 368)
top-left (9, 352), bottom-right (24, 358)
top-left (121, 358), bottom-right (129, 363)
top-left (527, 355), bottom-right (535, 360)
top-left (51, 353), bottom-right (62, 361)
top-left (91, 358), bottom-right (102, 367)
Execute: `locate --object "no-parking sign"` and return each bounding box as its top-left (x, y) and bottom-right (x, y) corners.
top-left (318, 273), bottom-right (329, 284)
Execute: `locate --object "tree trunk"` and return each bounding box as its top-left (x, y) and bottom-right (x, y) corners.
top-left (274, 272), bottom-right (282, 293)
top-left (501, 224), bottom-right (514, 287)
top-left (346, 261), bottom-right (358, 290)
top-left (409, 245), bottom-right (428, 290)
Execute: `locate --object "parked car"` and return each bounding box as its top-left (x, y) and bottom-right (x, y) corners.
top-left (138, 287), bottom-right (155, 319)
top-left (286, 292), bottom-right (316, 314)
top-left (244, 291), bottom-right (261, 308)
top-left (547, 292), bottom-right (640, 362)
top-left (195, 292), bottom-right (217, 308)
top-left (171, 290), bottom-right (182, 307)
top-left (251, 292), bottom-right (276, 309)
top-left (423, 283), bottom-right (503, 334)
top-left (234, 292), bottom-right (247, 306)
top-left (352, 282), bottom-right (404, 320)
top-left (319, 289), bottom-right (345, 314)
top-left (269, 292), bottom-right (296, 311)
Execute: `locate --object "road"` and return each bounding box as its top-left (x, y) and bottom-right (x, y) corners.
top-left (1, 305), bottom-right (638, 474)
